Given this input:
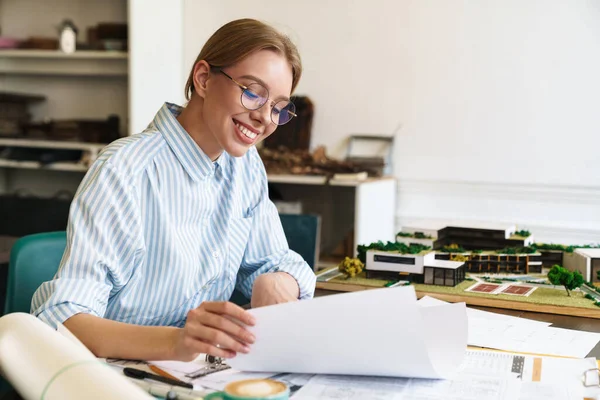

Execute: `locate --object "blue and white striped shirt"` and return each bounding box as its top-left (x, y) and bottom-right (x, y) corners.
top-left (32, 103), bottom-right (316, 329)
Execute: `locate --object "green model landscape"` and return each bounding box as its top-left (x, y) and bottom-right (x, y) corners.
top-left (320, 267), bottom-right (599, 309)
top-left (322, 239), bottom-right (600, 311)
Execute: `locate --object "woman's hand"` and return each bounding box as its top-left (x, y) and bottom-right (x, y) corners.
top-left (171, 301), bottom-right (256, 361)
top-left (251, 272), bottom-right (300, 308)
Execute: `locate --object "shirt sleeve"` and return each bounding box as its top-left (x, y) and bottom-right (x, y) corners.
top-left (234, 153), bottom-right (316, 301)
top-left (31, 161), bottom-right (142, 329)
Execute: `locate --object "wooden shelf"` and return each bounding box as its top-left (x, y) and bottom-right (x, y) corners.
top-left (0, 138), bottom-right (106, 172)
top-left (267, 173), bottom-right (394, 187)
top-left (0, 50), bottom-right (128, 76)
top-left (0, 138), bottom-right (106, 152)
top-left (0, 159), bottom-right (87, 172)
top-left (0, 50), bottom-right (128, 59)
top-left (267, 174), bottom-right (328, 185)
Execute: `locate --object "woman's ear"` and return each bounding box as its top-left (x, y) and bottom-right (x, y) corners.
top-left (192, 60), bottom-right (211, 98)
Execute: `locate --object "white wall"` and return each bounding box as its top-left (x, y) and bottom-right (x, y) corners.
top-left (129, 0), bottom-right (185, 134)
top-left (183, 0), bottom-right (600, 244)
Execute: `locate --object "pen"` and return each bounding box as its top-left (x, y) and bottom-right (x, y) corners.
top-left (128, 378), bottom-right (207, 400)
top-left (124, 366), bottom-right (194, 389)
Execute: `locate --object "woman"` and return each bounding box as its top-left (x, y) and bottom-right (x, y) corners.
top-left (31, 18), bottom-right (316, 362)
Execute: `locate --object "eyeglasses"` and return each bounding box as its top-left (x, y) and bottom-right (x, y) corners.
top-left (217, 69), bottom-right (297, 126)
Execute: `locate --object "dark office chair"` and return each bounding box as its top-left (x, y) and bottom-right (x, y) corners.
top-left (279, 213), bottom-right (321, 270)
top-left (2, 231), bottom-right (252, 313)
top-left (229, 214), bottom-right (320, 305)
top-left (2, 215), bottom-right (321, 312)
top-left (4, 231), bottom-right (66, 315)
top-left (1, 231), bottom-right (67, 398)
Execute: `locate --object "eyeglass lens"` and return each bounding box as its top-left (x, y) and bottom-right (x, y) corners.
top-left (240, 84), bottom-right (295, 125)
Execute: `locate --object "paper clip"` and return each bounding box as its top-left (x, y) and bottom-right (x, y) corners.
top-left (183, 355), bottom-right (231, 380)
top-left (582, 368), bottom-right (600, 387)
top-left (205, 354), bottom-right (224, 365)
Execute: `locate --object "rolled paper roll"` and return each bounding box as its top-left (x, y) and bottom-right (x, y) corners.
top-left (0, 313), bottom-right (152, 400)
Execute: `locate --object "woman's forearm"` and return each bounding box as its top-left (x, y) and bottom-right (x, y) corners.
top-left (63, 313), bottom-right (180, 360)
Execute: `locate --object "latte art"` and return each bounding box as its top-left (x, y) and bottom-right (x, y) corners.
top-left (225, 379), bottom-right (287, 397)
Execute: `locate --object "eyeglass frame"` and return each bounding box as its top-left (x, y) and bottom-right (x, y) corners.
top-left (214, 67), bottom-right (297, 125)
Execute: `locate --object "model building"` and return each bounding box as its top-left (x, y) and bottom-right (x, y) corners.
top-left (363, 244), bottom-right (466, 287)
top-left (435, 246), bottom-right (543, 274)
top-left (563, 248), bottom-right (600, 283)
top-left (398, 220), bottom-right (534, 250)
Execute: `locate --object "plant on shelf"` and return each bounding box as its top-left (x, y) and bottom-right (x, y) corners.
top-left (413, 232), bottom-right (432, 239)
top-left (450, 254), bottom-right (468, 262)
top-left (395, 231), bottom-right (433, 239)
top-left (494, 246), bottom-right (537, 255)
top-left (356, 241), bottom-right (431, 263)
top-left (439, 244), bottom-right (467, 253)
top-left (533, 243), bottom-right (600, 253)
top-left (547, 265), bottom-right (583, 297)
top-left (338, 257), bottom-right (364, 278)
top-left (514, 230), bottom-right (531, 237)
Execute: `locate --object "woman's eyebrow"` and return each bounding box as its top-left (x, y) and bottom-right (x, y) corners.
top-left (239, 74), bottom-right (290, 102)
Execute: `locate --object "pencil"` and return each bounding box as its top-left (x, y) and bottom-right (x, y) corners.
top-left (149, 364), bottom-right (186, 384)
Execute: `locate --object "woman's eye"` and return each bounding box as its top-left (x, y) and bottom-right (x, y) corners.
top-left (244, 89), bottom-right (260, 99)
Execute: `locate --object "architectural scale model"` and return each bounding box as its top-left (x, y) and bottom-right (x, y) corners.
top-left (318, 220), bottom-right (600, 318)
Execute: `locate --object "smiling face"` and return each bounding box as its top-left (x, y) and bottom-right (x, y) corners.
top-left (195, 50), bottom-right (294, 158)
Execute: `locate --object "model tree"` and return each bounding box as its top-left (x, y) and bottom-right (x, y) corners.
top-left (547, 265), bottom-right (584, 297)
top-left (338, 257), bottom-right (364, 278)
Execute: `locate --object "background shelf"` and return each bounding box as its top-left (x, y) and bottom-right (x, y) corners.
top-left (0, 50), bottom-right (128, 76)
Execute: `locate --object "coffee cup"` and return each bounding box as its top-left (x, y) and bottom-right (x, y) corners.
top-left (204, 378), bottom-right (289, 400)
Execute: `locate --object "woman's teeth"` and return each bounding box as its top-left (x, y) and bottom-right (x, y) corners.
top-left (235, 122), bottom-right (257, 139)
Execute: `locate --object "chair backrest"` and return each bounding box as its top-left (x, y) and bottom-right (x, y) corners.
top-left (4, 231), bottom-right (66, 315)
top-left (2, 222), bottom-right (319, 315)
top-left (279, 214), bottom-right (321, 270)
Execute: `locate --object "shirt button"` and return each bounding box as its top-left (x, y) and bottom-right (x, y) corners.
top-left (203, 220), bottom-right (210, 227)
top-left (212, 250), bottom-right (220, 258)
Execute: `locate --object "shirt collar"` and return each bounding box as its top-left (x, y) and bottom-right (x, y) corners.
top-left (154, 102), bottom-right (227, 182)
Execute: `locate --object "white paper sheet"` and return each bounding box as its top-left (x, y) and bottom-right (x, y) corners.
top-left (518, 382), bottom-right (578, 400)
top-left (151, 356), bottom-right (209, 375)
top-left (290, 350), bottom-right (589, 400)
top-left (491, 325), bottom-right (600, 358)
top-left (532, 356), bottom-right (599, 398)
top-left (292, 374), bottom-right (521, 400)
top-left (418, 296), bottom-right (600, 358)
top-left (462, 349), bottom-right (598, 399)
top-left (229, 286), bottom-right (467, 379)
top-left (418, 296), bottom-right (550, 327)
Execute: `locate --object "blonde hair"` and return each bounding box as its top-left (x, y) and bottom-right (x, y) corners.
top-left (184, 18), bottom-right (302, 101)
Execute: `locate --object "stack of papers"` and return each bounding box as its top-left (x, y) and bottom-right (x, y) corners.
top-left (151, 349), bottom-right (598, 399)
top-left (419, 296), bottom-right (600, 358)
top-left (229, 286), bottom-right (467, 378)
top-left (141, 287), bottom-right (600, 399)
